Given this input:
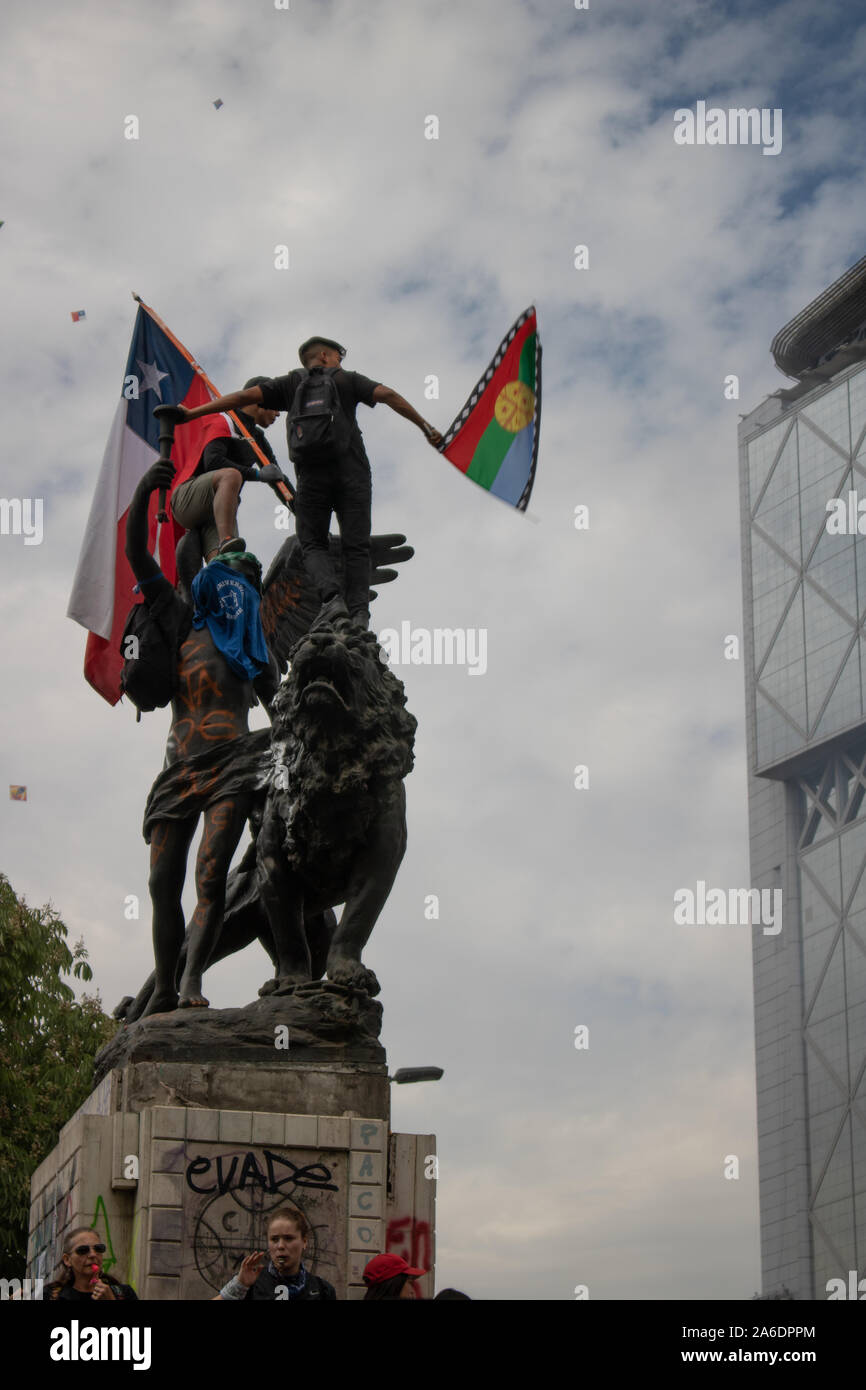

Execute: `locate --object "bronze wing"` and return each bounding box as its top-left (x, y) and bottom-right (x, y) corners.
top-left (260, 533), bottom-right (414, 671)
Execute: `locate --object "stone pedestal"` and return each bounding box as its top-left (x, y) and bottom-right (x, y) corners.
top-left (93, 985), bottom-right (386, 1082)
top-left (28, 1054), bottom-right (436, 1301)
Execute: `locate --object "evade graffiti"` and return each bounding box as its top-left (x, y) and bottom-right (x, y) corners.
top-left (185, 1148), bottom-right (338, 1195)
top-left (182, 1146), bottom-right (346, 1296)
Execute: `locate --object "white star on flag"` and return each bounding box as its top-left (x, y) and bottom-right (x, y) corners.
top-left (136, 358), bottom-right (170, 399)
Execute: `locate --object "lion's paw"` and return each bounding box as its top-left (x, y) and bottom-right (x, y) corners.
top-left (261, 972), bottom-right (312, 997)
top-left (326, 955), bottom-right (381, 997)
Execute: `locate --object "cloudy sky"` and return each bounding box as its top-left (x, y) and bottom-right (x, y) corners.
top-left (2, 0), bottom-right (865, 1301)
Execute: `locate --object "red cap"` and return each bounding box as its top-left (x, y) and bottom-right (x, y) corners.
top-left (363, 1253), bottom-right (426, 1285)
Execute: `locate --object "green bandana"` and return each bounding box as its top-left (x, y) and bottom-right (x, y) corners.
top-left (211, 550), bottom-right (263, 591)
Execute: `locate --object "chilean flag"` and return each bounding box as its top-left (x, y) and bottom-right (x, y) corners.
top-left (67, 305), bottom-right (228, 705)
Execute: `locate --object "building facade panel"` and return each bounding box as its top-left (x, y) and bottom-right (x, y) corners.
top-left (741, 353), bottom-right (866, 1298)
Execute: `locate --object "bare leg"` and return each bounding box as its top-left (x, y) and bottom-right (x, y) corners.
top-left (144, 817), bottom-right (198, 1016)
top-left (209, 469), bottom-right (243, 557)
top-left (178, 796), bottom-right (251, 1007)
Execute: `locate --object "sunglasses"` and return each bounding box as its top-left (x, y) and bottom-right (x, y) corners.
top-left (72, 1244), bottom-right (106, 1256)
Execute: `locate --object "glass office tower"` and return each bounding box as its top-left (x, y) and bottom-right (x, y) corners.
top-left (740, 256), bottom-right (866, 1298)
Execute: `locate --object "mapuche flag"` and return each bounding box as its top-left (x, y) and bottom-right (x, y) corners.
top-left (437, 306), bottom-right (541, 511)
top-left (67, 302), bottom-right (229, 704)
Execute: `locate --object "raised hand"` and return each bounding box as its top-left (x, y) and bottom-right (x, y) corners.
top-left (238, 1251), bottom-right (267, 1287)
top-left (143, 460), bottom-right (176, 494)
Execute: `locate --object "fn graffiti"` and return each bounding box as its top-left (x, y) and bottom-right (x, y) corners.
top-left (386, 1216), bottom-right (431, 1299)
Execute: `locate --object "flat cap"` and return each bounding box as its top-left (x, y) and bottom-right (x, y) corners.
top-left (298, 336), bottom-right (347, 363)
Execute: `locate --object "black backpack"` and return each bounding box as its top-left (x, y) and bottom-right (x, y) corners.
top-left (119, 589), bottom-right (190, 718)
top-left (287, 367), bottom-right (352, 464)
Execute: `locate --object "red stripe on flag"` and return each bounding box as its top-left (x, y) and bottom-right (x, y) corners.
top-left (165, 379), bottom-right (226, 520)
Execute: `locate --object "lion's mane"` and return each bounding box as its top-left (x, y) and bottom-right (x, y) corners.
top-left (267, 626), bottom-right (416, 884)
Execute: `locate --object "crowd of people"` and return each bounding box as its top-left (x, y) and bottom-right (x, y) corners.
top-left (41, 1213), bottom-right (470, 1301)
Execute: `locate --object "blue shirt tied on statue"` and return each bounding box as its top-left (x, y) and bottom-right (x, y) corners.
top-left (191, 561), bottom-right (270, 682)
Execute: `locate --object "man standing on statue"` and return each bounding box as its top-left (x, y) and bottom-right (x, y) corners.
top-left (173, 337), bottom-right (442, 629)
top-left (169, 375), bottom-right (290, 562)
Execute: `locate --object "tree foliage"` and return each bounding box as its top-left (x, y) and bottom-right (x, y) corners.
top-left (0, 873), bottom-right (117, 1274)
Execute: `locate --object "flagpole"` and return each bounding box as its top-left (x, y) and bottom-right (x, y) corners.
top-left (130, 293), bottom-right (295, 507)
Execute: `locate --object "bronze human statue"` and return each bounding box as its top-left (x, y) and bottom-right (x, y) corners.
top-left (124, 458), bottom-right (278, 1014)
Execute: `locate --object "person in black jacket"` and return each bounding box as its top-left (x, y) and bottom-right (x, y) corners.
top-left (170, 376), bottom-right (290, 562)
top-left (44, 1226), bottom-right (138, 1302)
top-left (213, 1208), bottom-right (336, 1301)
top-left (174, 339), bottom-right (442, 629)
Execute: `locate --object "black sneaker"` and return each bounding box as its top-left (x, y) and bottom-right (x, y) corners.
top-left (218, 536), bottom-right (246, 555)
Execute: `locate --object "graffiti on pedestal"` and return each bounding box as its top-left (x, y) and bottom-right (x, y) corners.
top-left (386, 1216), bottom-right (432, 1299)
top-left (29, 1154), bottom-right (78, 1282)
top-left (386, 1215), bottom-right (431, 1268)
top-left (186, 1149), bottom-right (338, 1196)
top-left (182, 1146), bottom-right (346, 1295)
top-left (90, 1194), bottom-right (117, 1274)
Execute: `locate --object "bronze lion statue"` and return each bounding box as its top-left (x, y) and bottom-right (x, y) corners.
top-left (255, 620), bottom-right (416, 998)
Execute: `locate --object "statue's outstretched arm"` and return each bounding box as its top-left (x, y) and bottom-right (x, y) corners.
top-left (125, 462), bottom-right (175, 600)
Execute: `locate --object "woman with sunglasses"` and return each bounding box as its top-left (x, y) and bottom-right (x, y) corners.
top-left (45, 1227), bottom-right (138, 1301)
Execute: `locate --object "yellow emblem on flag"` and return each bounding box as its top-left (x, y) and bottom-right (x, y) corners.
top-left (494, 380), bottom-right (535, 433)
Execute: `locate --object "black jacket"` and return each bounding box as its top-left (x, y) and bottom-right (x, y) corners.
top-left (244, 1267), bottom-right (337, 1301)
top-left (197, 411), bottom-right (280, 479)
top-left (48, 1279), bottom-right (138, 1301)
